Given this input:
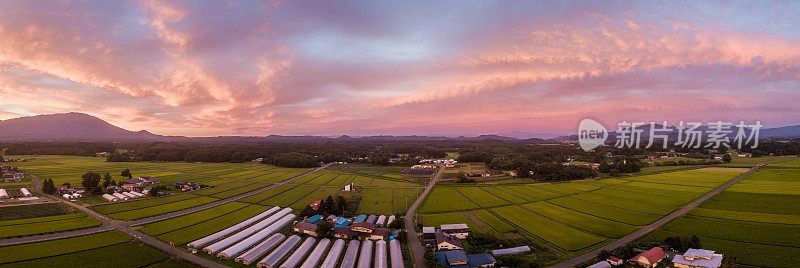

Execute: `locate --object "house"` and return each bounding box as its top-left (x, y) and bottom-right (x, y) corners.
top-left (343, 183), bottom-right (356, 192)
top-left (436, 230), bottom-right (463, 251)
top-left (672, 248), bottom-right (723, 268)
top-left (466, 253), bottom-right (496, 267)
top-left (306, 215), bottom-right (323, 224)
top-left (293, 222), bottom-right (318, 236)
top-left (629, 247), bottom-right (666, 268)
top-left (138, 176), bottom-right (160, 185)
top-left (310, 199), bottom-right (323, 210)
top-left (126, 178), bottom-right (144, 186)
top-left (441, 223), bottom-right (469, 239)
top-left (422, 227), bottom-right (437, 240)
top-left (370, 228), bottom-right (388, 240)
top-left (333, 227), bottom-right (352, 239)
top-left (606, 256), bottom-right (623, 266)
top-left (588, 261), bottom-right (612, 268)
top-left (350, 222), bottom-right (375, 233)
top-left (436, 250), bottom-right (469, 267)
top-left (122, 183), bottom-right (138, 191)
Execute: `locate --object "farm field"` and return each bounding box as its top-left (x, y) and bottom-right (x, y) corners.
top-left (148, 203), bottom-right (271, 245)
top-left (106, 196), bottom-right (219, 220)
top-left (420, 167), bottom-right (748, 252)
top-left (356, 188), bottom-right (420, 215)
top-left (0, 212), bottom-right (102, 238)
top-left (0, 202), bottom-right (73, 220)
top-left (5, 155), bottom-right (310, 190)
top-left (637, 160), bottom-right (800, 267)
top-left (0, 231), bottom-right (132, 264)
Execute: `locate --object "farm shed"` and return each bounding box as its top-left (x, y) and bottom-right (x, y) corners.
top-left (236, 233), bottom-right (286, 265)
top-left (189, 206), bottom-right (280, 248)
top-left (491, 246), bottom-right (531, 256)
top-left (374, 239), bottom-right (387, 268)
top-left (422, 227), bottom-right (436, 240)
top-left (628, 247), bottom-right (666, 268)
top-left (20, 188), bottom-right (31, 197)
top-left (204, 207), bottom-right (292, 254)
top-left (357, 239), bottom-right (373, 268)
top-left (121, 192), bottom-right (137, 199)
top-left (389, 239), bottom-right (403, 268)
top-left (300, 238), bottom-right (330, 268)
top-left (376, 215), bottom-right (387, 226)
top-left (319, 239), bottom-right (345, 268)
top-left (333, 227), bottom-right (352, 239)
top-left (440, 223), bottom-right (469, 239)
top-left (340, 240), bottom-right (361, 268)
top-left (0, 189), bottom-right (8, 199)
top-left (386, 215), bottom-right (396, 226)
top-left (306, 215), bottom-right (323, 224)
top-left (257, 235), bottom-right (302, 268)
top-left (293, 222), bottom-right (318, 236)
top-left (466, 253), bottom-right (496, 267)
top-left (370, 228), bottom-right (389, 240)
top-left (101, 194), bottom-right (118, 201)
top-left (129, 191), bottom-right (145, 197)
top-left (333, 217), bottom-right (351, 228)
top-left (587, 261), bottom-right (611, 268)
top-left (354, 214), bottom-right (367, 223)
top-left (62, 194), bottom-right (72, 199)
top-left (112, 192), bottom-right (128, 200)
top-left (280, 236), bottom-right (316, 268)
top-left (366, 215), bottom-right (377, 224)
top-left (217, 213), bottom-right (296, 258)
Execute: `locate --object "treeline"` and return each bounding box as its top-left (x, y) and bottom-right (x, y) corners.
top-left (455, 143), bottom-right (599, 180)
top-left (4, 142), bottom-right (116, 156)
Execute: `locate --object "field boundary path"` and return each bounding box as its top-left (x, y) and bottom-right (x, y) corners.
top-left (1, 163), bottom-right (332, 268)
top-left (405, 165), bottom-right (445, 268)
top-left (549, 162), bottom-right (773, 268)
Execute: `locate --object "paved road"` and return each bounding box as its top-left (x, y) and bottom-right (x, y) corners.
top-left (549, 163), bottom-right (770, 268)
top-left (2, 163), bottom-right (332, 267)
top-left (404, 165), bottom-right (445, 268)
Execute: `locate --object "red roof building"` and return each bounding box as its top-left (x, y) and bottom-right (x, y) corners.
top-left (628, 247), bottom-right (666, 268)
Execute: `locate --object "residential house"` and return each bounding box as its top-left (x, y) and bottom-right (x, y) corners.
top-left (350, 222), bottom-right (375, 234)
top-left (435, 250), bottom-right (468, 267)
top-left (671, 248), bottom-right (723, 268)
top-left (441, 224), bottom-right (469, 239)
top-left (370, 228), bottom-right (388, 240)
top-left (293, 222), bottom-right (318, 237)
top-left (629, 247), bottom-right (666, 268)
top-left (333, 227), bottom-right (352, 239)
top-left (606, 256), bottom-right (623, 266)
top-left (310, 199), bottom-right (323, 210)
top-left (343, 183), bottom-right (356, 192)
top-left (122, 183), bottom-right (138, 191)
top-left (466, 253), bottom-right (496, 267)
top-left (436, 230), bottom-right (463, 251)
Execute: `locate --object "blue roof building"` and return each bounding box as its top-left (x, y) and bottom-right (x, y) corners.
top-left (334, 217), bottom-right (351, 228)
top-left (466, 253), bottom-right (496, 267)
top-left (307, 215), bottom-right (323, 224)
top-left (435, 250), bottom-right (469, 267)
top-left (354, 214), bottom-right (367, 223)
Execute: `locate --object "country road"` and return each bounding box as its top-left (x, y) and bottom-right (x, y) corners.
top-left (548, 163), bottom-right (771, 268)
top-left (1, 163), bottom-right (332, 267)
top-left (404, 165), bottom-right (445, 268)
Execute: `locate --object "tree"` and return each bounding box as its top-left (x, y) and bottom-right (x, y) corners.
top-left (120, 169), bottom-right (132, 179)
top-left (317, 221), bottom-right (333, 238)
top-left (609, 169), bottom-right (620, 177)
top-left (102, 173), bottom-right (112, 188)
top-left (722, 154), bottom-right (732, 163)
top-left (81, 172), bottom-right (101, 193)
top-left (42, 179), bottom-right (57, 194)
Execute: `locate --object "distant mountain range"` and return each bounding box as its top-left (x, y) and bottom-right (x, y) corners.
top-left (0, 113), bottom-right (798, 142)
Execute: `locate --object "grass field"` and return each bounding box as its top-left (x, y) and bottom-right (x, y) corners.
top-left (107, 196), bottom-right (219, 220)
top-left (2, 242), bottom-right (170, 267)
top-left (138, 202), bottom-right (251, 236)
top-left (636, 160), bottom-right (800, 267)
top-left (357, 188), bottom-right (420, 215)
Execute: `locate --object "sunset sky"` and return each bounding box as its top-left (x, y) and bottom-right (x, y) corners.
top-left (1, 0), bottom-right (799, 137)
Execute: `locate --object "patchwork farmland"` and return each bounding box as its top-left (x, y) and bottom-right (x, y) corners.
top-left (419, 167), bottom-right (748, 254)
top-left (637, 160), bottom-right (800, 267)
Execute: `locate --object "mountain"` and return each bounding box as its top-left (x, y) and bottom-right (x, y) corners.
top-left (0, 112), bottom-right (165, 141)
